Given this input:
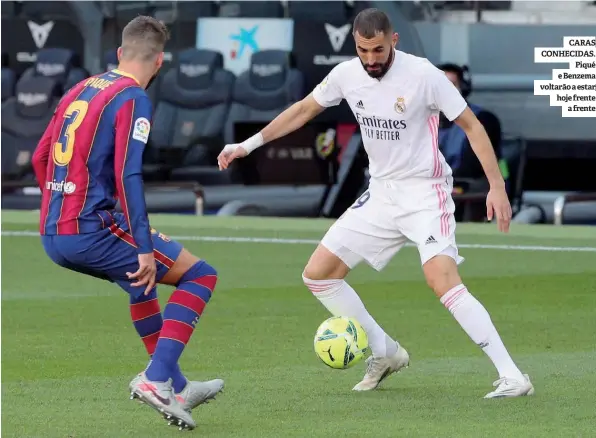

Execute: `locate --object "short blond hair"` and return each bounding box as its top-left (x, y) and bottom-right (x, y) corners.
top-left (120, 16), bottom-right (170, 62)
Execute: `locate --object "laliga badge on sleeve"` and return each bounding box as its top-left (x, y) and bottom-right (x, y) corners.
top-left (132, 117), bottom-right (151, 143)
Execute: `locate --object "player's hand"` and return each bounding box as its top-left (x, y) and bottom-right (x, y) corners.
top-left (217, 144), bottom-right (248, 170)
top-left (127, 253), bottom-right (157, 295)
top-left (486, 185), bottom-right (512, 233)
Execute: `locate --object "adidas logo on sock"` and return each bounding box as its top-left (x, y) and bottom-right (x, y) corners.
top-left (425, 235), bottom-right (437, 245)
top-left (356, 100), bottom-right (364, 109)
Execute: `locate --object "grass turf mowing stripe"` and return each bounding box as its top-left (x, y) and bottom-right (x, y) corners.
top-left (3, 209), bottom-right (596, 240)
top-left (3, 230), bottom-right (596, 252)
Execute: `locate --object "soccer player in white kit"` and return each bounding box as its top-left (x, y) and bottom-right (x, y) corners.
top-left (218, 8), bottom-right (534, 399)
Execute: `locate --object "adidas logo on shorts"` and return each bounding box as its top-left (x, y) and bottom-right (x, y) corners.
top-left (425, 235), bottom-right (437, 245)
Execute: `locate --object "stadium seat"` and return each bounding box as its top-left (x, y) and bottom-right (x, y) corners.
top-left (174, 1), bottom-right (216, 20)
top-left (129, 1), bottom-right (215, 22)
top-left (1, 67), bottom-right (16, 102)
top-left (1, 76), bottom-right (61, 181)
top-left (112, 1), bottom-right (154, 21)
top-left (218, 1), bottom-right (284, 17)
top-left (19, 48), bottom-right (89, 95)
top-left (348, 1), bottom-right (371, 18)
top-left (224, 50), bottom-right (305, 144)
top-left (288, 1), bottom-right (348, 21)
top-left (1, 1), bottom-right (17, 18)
top-left (103, 49), bottom-right (119, 72)
top-left (18, 1), bottom-right (73, 19)
top-left (145, 48), bottom-right (235, 182)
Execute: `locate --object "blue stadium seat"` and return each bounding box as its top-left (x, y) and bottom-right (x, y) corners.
top-left (288, 1), bottom-right (348, 21)
top-left (1, 76), bottom-right (61, 181)
top-left (144, 48), bottom-right (235, 180)
top-left (18, 1), bottom-right (73, 19)
top-left (132, 1), bottom-right (215, 22)
top-left (103, 49), bottom-right (119, 72)
top-left (349, 1), bottom-right (371, 18)
top-left (1, 67), bottom-right (16, 102)
top-left (175, 1), bottom-right (216, 20)
top-left (19, 48), bottom-right (89, 95)
top-left (218, 1), bottom-right (284, 17)
top-left (1, 1), bottom-right (17, 18)
top-left (224, 50), bottom-right (305, 144)
top-left (112, 1), bottom-right (153, 20)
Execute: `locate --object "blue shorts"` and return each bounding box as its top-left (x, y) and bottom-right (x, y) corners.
top-left (41, 212), bottom-right (183, 300)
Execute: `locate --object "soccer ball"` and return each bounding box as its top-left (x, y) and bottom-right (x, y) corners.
top-left (313, 316), bottom-right (369, 369)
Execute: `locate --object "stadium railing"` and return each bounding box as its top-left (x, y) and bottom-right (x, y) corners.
top-left (553, 193), bottom-right (596, 226)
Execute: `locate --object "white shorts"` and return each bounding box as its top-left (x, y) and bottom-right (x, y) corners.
top-left (321, 176), bottom-right (464, 271)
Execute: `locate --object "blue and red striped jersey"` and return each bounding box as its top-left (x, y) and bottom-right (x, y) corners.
top-left (32, 69), bottom-right (154, 254)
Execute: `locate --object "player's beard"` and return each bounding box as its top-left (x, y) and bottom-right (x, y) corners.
top-left (361, 48), bottom-right (394, 79)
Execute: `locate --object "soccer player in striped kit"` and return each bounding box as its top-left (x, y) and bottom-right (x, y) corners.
top-left (32, 16), bottom-right (222, 430)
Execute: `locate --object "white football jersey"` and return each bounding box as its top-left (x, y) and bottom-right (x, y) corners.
top-left (312, 50), bottom-right (468, 180)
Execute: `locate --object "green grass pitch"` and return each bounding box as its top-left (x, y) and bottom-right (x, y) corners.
top-left (2, 210), bottom-right (596, 437)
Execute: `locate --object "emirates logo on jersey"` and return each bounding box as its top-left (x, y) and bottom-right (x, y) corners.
top-left (355, 112), bottom-right (407, 142)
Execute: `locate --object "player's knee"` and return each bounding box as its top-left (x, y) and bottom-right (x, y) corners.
top-left (199, 261), bottom-right (217, 278)
top-left (171, 260), bottom-right (218, 310)
top-left (423, 255), bottom-right (461, 297)
top-left (179, 260), bottom-right (218, 287)
top-left (302, 273), bottom-right (344, 297)
top-left (302, 265), bottom-right (323, 282)
top-left (303, 245), bottom-right (349, 281)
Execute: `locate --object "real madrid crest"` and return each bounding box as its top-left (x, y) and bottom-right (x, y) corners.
top-left (394, 97), bottom-right (406, 114)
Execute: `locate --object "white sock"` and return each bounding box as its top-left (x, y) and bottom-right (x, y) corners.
top-left (441, 284), bottom-right (525, 381)
top-left (303, 276), bottom-right (398, 358)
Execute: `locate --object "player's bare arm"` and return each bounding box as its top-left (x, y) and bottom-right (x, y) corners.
top-left (454, 107), bottom-right (512, 232)
top-left (217, 94), bottom-right (325, 170)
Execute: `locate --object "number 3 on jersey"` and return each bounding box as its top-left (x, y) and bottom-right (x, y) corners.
top-left (53, 100), bottom-right (89, 166)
